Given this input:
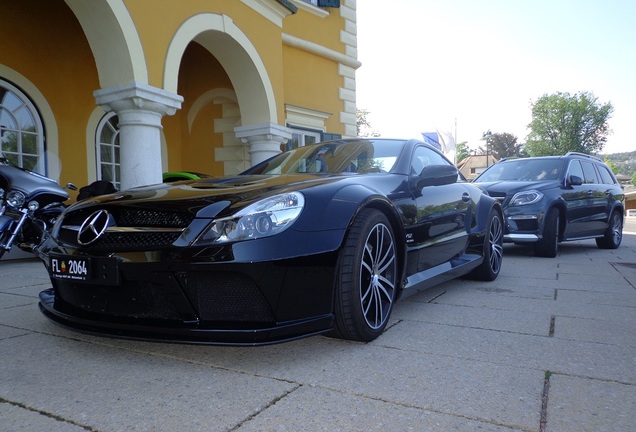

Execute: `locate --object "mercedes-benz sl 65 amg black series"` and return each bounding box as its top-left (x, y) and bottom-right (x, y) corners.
top-left (38, 138), bottom-right (503, 345)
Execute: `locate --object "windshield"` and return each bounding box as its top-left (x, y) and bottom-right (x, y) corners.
top-left (244, 139), bottom-right (405, 175)
top-left (476, 159), bottom-right (564, 182)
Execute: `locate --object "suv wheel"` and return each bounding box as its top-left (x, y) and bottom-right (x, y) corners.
top-left (534, 208), bottom-right (559, 258)
top-left (596, 210), bottom-right (623, 249)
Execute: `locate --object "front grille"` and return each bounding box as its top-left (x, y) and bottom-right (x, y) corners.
top-left (53, 271), bottom-right (275, 324)
top-left (176, 271), bottom-right (275, 322)
top-left (83, 231), bottom-right (183, 251)
top-left (486, 192), bottom-right (508, 205)
top-left (514, 219), bottom-right (539, 232)
top-left (55, 279), bottom-right (183, 321)
top-left (58, 206), bottom-right (194, 250)
top-left (118, 209), bottom-right (193, 227)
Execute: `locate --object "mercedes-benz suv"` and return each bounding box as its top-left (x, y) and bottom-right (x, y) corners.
top-left (474, 152), bottom-right (624, 257)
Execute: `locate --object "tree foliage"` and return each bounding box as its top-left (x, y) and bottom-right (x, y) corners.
top-left (455, 141), bottom-right (469, 164)
top-left (356, 109), bottom-right (380, 137)
top-left (478, 132), bottom-right (524, 160)
top-left (525, 91), bottom-right (613, 156)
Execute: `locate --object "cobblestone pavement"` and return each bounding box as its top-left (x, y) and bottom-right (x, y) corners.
top-left (1, 226), bottom-right (635, 431)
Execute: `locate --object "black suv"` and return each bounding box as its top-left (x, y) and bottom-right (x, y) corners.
top-left (474, 152), bottom-right (624, 257)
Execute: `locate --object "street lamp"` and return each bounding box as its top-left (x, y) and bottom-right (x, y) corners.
top-left (482, 130), bottom-right (492, 167)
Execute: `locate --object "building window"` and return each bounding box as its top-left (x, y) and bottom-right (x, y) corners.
top-left (96, 112), bottom-right (121, 189)
top-left (0, 79), bottom-right (45, 174)
top-left (287, 128), bottom-right (321, 151)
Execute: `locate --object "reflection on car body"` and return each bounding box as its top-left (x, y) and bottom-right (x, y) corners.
top-left (38, 138), bottom-right (503, 345)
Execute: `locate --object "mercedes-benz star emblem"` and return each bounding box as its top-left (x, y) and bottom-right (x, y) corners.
top-left (77, 210), bottom-right (111, 245)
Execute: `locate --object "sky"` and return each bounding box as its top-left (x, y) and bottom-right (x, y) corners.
top-left (355, 0), bottom-right (636, 155)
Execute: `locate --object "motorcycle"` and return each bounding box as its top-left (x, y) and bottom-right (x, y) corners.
top-left (0, 156), bottom-right (76, 259)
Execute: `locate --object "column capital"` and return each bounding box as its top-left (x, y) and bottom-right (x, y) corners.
top-left (234, 122), bottom-right (292, 144)
top-left (94, 82), bottom-right (183, 116)
top-left (234, 122), bottom-right (292, 166)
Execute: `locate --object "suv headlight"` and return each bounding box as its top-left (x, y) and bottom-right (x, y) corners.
top-left (510, 190), bottom-right (543, 206)
top-left (194, 192), bottom-right (305, 245)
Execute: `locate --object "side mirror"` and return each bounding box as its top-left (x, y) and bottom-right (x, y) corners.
top-left (416, 164), bottom-right (459, 188)
top-left (568, 175), bottom-right (583, 186)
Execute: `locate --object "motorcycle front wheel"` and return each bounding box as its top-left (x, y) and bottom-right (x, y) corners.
top-left (0, 215), bottom-right (15, 259)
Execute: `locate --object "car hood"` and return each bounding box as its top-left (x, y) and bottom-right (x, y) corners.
top-left (475, 180), bottom-right (561, 197)
top-left (67, 174), bottom-right (355, 219)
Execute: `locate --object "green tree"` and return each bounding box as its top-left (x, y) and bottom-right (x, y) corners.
top-left (356, 108), bottom-right (380, 137)
top-left (478, 132), bottom-right (523, 160)
top-left (604, 157), bottom-right (619, 174)
top-left (525, 91), bottom-right (613, 156)
top-left (455, 141), bottom-right (469, 164)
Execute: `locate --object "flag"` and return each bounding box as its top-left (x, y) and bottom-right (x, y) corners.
top-left (422, 131), bottom-right (456, 154)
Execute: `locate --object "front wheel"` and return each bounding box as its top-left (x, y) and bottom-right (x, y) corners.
top-left (332, 209), bottom-right (398, 342)
top-left (596, 210), bottom-right (622, 249)
top-left (0, 219), bottom-right (13, 259)
top-left (534, 208), bottom-right (559, 258)
top-left (468, 208), bottom-right (503, 281)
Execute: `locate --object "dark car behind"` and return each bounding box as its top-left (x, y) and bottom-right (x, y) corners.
top-left (474, 152), bottom-right (624, 257)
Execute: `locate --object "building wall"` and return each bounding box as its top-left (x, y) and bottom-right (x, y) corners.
top-left (0, 0), bottom-right (357, 190)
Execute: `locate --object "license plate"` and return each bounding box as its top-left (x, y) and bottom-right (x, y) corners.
top-left (50, 256), bottom-right (91, 281)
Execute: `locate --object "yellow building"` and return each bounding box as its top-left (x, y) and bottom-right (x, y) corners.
top-left (0, 0), bottom-right (359, 192)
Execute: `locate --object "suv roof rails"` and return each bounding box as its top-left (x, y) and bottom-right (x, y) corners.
top-left (565, 151), bottom-right (602, 161)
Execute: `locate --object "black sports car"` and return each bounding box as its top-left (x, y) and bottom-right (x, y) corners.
top-left (38, 138), bottom-right (503, 345)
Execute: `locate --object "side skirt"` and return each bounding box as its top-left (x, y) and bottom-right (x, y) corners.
top-left (404, 253), bottom-right (482, 291)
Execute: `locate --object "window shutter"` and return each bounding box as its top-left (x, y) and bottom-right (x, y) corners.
top-left (318, 0), bottom-right (340, 7)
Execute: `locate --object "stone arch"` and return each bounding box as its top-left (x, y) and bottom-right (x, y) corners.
top-left (187, 88), bottom-right (238, 133)
top-left (64, 0), bottom-right (148, 88)
top-left (164, 13), bottom-right (277, 125)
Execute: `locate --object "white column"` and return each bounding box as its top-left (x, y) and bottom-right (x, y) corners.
top-left (235, 122), bottom-right (292, 166)
top-left (94, 82), bottom-right (183, 189)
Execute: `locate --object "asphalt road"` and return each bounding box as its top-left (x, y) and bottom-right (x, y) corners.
top-left (1, 227), bottom-right (635, 431)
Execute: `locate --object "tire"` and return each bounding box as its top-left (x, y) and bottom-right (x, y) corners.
top-left (468, 208), bottom-right (503, 281)
top-left (332, 209), bottom-right (398, 342)
top-left (0, 227), bottom-right (12, 259)
top-left (534, 208), bottom-right (559, 258)
top-left (596, 210), bottom-right (622, 249)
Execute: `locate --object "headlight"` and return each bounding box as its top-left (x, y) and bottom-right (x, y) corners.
top-left (510, 190), bottom-right (543, 206)
top-left (28, 200), bottom-right (40, 211)
top-left (194, 192), bottom-right (305, 245)
top-left (6, 190), bottom-right (26, 208)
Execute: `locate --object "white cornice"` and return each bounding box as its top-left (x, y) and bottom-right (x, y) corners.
top-left (282, 33), bottom-right (361, 69)
top-left (241, 0), bottom-right (294, 27)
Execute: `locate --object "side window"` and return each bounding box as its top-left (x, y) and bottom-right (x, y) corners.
top-left (411, 146), bottom-right (450, 175)
top-left (580, 161), bottom-right (598, 184)
top-left (0, 79), bottom-right (45, 174)
top-left (597, 164), bottom-right (616, 185)
top-left (567, 160), bottom-right (584, 182)
top-left (95, 112), bottom-right (121, 189)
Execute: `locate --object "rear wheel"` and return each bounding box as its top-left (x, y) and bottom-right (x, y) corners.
top-left (596, 210), bottom-right (622, 249)
top-left (534, 208), bottom-right (559, 258)
top-left (332, 209), bottom-right (398, 342)
top-left (468, 209), bottom-right (503, 281)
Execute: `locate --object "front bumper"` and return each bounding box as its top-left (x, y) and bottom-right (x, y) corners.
top-left (37, 232), bottom-right (342, 345)
top-left (39, 289), bottom-right (333, 345)
top-left (503, 210), bottom-right (545, 243)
